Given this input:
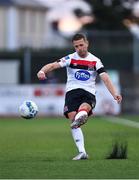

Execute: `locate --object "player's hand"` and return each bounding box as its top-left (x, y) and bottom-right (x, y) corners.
top-left (114, 95), bottom-right (122, 104)
top-left (123, 19), bottom-right (133, 28)
top-left (37, 71), bottom-right (46, 80)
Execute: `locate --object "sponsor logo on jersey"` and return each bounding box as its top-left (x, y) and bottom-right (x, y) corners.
top-left (65, 55), bottom-right (70, 60)
top-left (75, 70), bottom-right (90, 81)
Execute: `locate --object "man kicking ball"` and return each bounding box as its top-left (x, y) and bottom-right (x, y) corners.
top-left (37, 33), bottom-right (122, 160)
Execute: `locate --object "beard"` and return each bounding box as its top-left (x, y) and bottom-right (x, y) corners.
top-left (78, 50), bottom-right (87, 58)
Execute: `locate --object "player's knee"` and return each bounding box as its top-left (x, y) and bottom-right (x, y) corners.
top-left (78, 103), bottom-right (92, 113)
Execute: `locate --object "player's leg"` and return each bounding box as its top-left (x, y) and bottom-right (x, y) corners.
top-left (70, 91), bottom-right (96, 160)
top-left (71, 89), bottom-right (96, 129)
top-left (69, 102), bottom-right (92, 160)
top-left (71, 102), bottom-right (91, 128)
top-left (64, 89), bottom-right (92, 160)
top-left (68, 112), bottom-right (88, 160)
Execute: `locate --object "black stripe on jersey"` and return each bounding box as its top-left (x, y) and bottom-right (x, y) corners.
top-left (97, 67), bottom-right (106, 74)
top-left (70, 64), bottom-right (88, 70)
top-left (69, 64), bottom-right (95, 71)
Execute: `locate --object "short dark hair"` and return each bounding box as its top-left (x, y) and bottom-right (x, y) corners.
top-left (72, 33), bottom-right (87, 42)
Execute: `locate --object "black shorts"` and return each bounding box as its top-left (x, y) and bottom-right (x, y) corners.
top-left (64, 88), bottom-right (96, 118)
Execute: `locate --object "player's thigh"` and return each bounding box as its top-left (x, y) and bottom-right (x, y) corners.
top-left (81, 90), bottom-right (96, 109)
top-left (64, 89), bottom-right (82, 116)
top-left (79, 90), bottom-right (96, 115)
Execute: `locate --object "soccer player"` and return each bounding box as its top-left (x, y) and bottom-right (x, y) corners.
top-left (37, 33), bottom-right (122, 160)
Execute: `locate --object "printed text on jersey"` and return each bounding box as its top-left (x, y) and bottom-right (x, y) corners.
top-left (75, 70), bottom-right (90, 81)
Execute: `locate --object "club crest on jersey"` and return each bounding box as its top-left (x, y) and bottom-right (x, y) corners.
top-left (88, 63), bottom-right (95, 71)
top-left (73, 63), bottom-right (77, 66)
top-left (75, 70), bottom-right (90, 81)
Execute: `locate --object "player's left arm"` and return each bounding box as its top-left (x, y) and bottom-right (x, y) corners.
top-left (99, 72), bottom-right (122, 104)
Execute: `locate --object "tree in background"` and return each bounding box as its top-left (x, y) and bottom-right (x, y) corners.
top-left (84, 0), bottom-right (138, 31)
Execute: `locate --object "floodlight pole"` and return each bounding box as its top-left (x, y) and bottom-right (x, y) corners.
top-left (133, 37), bottom-right (139, 73)
top-left (23, 48), bottom-right (31, 84)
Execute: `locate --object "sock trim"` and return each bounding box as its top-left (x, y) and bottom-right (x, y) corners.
top-left (78, 109), bottom-right (88, 114)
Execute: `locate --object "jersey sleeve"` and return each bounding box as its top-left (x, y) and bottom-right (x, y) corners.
top-left (58, 55), bottom-right (71, 67)
top-left (96, 59), bottom-right (106, 74)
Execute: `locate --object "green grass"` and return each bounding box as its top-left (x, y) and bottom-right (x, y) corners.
top-left (0, 116), bottom-right (139, 179)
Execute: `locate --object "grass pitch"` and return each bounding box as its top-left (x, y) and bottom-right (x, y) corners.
top-left (0, 116), bottom-right (139, 179)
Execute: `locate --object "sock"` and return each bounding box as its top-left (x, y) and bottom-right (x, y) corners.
top-left (71, 127), bottom-right (86, 154)
top-left (75, 110), bottom-right (88, 121)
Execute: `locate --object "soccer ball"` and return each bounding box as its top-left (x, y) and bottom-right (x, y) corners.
top-left (19, 100), bottom-right (38, 119)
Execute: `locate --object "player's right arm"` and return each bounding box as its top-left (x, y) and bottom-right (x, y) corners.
top-left (37, 54), bottom-right (71, 80)
top-left (37, 61), bottom-right (61, 80)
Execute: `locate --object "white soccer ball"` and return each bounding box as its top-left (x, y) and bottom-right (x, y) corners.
top-left (19, 100), bottom-right (38, 119)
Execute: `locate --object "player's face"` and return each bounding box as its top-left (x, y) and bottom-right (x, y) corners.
top-left (73, 38), bottom-right (89, 58)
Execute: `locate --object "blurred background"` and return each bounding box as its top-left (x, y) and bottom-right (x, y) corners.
top-left (0, 0), bottom-right (139, 117)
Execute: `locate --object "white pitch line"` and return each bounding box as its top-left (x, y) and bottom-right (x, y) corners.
top-left (104, 116), bottom-right (139, 129)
